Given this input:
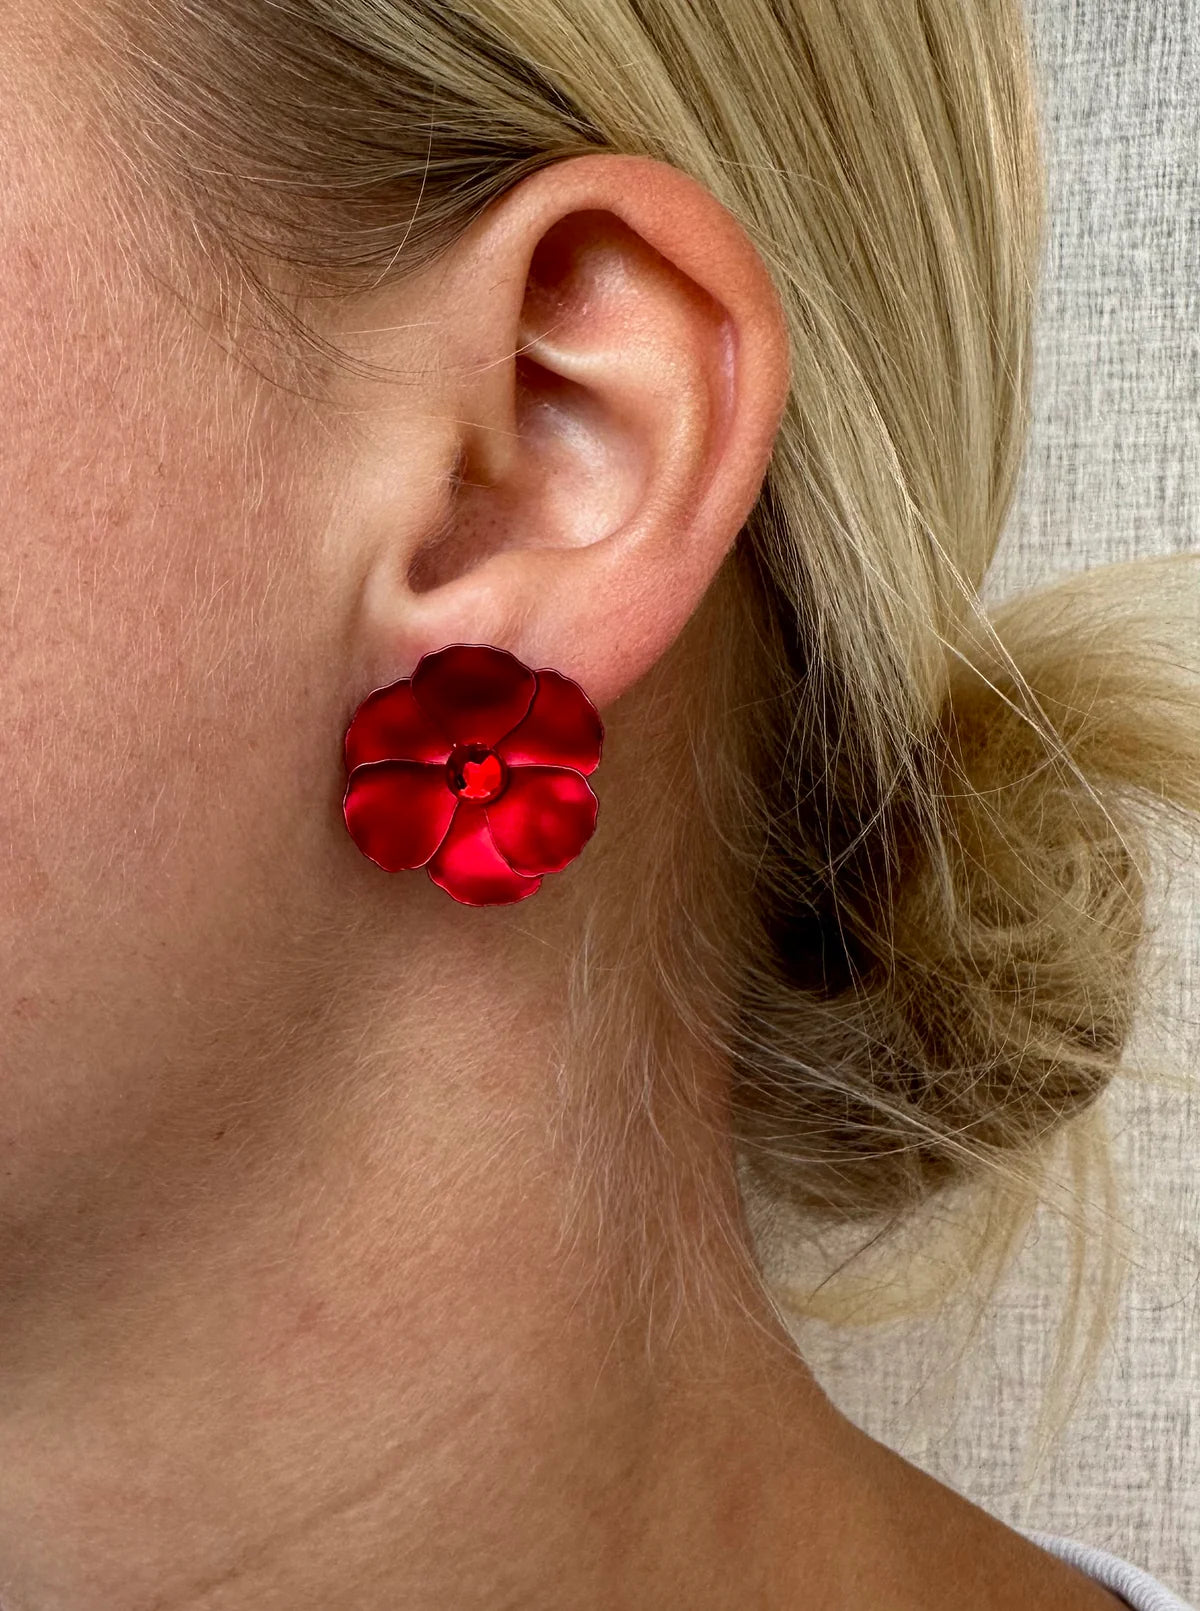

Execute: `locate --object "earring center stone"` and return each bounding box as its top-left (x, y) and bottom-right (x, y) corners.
top-left (446, 743), bottom-right (509, 803)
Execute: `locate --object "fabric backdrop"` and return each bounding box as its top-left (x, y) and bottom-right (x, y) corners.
top-left (761, 0), bottom-right (1200, 1599)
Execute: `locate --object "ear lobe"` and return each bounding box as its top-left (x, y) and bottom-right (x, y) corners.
top-left (362, 155), bottom-right (790, 712)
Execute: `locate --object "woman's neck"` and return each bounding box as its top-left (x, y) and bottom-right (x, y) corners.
top-left (0, 1003), bottom-right (1121, 1611)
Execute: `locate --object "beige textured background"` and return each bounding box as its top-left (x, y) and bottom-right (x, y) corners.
top-left (762, 0), bottom-right (1200, 1599)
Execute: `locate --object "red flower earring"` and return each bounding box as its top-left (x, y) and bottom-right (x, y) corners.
top-left (342, 643), bottom-right (604, 906)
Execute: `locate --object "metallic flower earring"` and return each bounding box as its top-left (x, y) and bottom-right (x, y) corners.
top-left (341, 643), bottom-right (604, 906)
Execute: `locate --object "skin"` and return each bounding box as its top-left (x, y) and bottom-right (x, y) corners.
top-left (0, 7), bottom-right (1126, 1609)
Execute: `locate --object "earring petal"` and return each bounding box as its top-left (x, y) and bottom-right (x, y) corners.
top-left (485, 766), bottom-right (598, 876)
top-left (426, 800), bottom-right (543, 905)
top-left (412, 643), bottom-right (536, 747)
top-left (495, 669), bottom-right (604, 775)
top-left (343, 761), bottom-right (458, 871)
top-left (344, 681), bottom-right (452, 771)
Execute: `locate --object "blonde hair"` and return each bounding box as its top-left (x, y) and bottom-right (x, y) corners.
top-left (79, 0), bottom-right (1200, 1468)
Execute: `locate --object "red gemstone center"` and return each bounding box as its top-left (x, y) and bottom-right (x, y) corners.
top-left (446, 744), bottom-right (508, 803)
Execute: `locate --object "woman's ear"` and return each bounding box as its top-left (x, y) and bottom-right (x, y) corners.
top-left (329, 153), bottom-right (791, 710)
